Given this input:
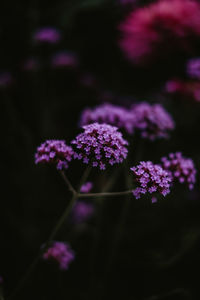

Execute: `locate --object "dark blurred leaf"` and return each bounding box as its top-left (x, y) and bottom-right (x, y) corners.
top-left (60, 0), bottom-right (110, 28)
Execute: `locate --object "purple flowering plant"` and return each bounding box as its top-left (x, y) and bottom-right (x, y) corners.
top-left (10, 97), bottom-right (196, 299)
top-left (4, 3), bottom-right (200, 299)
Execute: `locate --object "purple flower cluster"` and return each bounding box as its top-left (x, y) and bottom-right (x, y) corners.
top-left (161, 152), bottom-right (196, 189)
top-left (131, 161), bottom-right (172, 199)
top-left (131, 102), bottom-right (175, 140)
top-left (71, 201), bottom-right (94, 223)
top-left (71, 123), bottom-right (128, 170)
top-left (0, 276), bottom-right (3, 285)
top-left (80, 182), bottom-right (93, 193)
top-left (79, 103), bottom-right (134, 134)
top-left (51, 51), bottom-right (78, 69)
top-left (35, 140), bottom-right (74, 170)
top-left (43, 242), bottom-right (75, 270)
top-left (33, 27), bottom-right (61, 44)
top-left (186, 58), bottom-right (200, 79)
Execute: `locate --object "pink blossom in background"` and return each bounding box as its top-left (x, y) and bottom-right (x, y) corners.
top-left (165, 79), bottom-right (182, 93)
top-left (0, 72), bottom-right (13, 88)
top-left (119, 0), bottom-right (200, 65)
top-left (0, 276), bottom-right (3, 284)
top-left (43, 242), bottom-right (75, 270)
top-left (33, 27), bottom-right (61, 44)
top-left (165, 78), bottom-right (200, 102)
top-left (51, 51), bottom-right (78, 69)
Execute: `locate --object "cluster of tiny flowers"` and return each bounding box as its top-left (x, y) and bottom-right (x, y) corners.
top-left (186, 58), bottom-right (200, 79)
top-left (33, 27), bottom-right (61, 44)
top-left (161, 152), bottom-right (196, 190)
top-left (80, 182), bottom-right (93, 193)
top-left (51, 51), bottom-right (78, 69)
top-left (79, 103), bottom-right (134, 134)
top-left (119, 0), bottom-right (200, 65)
top-left (35, 140), bottom-right (74, 170)
top-left (43, 242), bottom-right (75, 270)
top-left (71, 201), bottom-right (94, 223)
top-left (71, 123), bottom-right (128, 170)
top-left (130, 161), bottom-right (172, 199)
top-left (131, 103), bottom-right (175, 140)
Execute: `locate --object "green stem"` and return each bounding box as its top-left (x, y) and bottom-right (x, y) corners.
top-left (59, 171), bottom-right (76, 195)
top-left (8, 167), bottom-right (91, 300)
top-left (78, 190), bottom-right (132, 198)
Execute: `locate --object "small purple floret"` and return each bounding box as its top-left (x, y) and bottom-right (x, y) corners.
top-left (131, 102), bottom-right (175, 140)
top-left (43, 241), bottom-right (75, 270)
top-left (80, 103), bottom-right (134, 134)
top-left (186, 58), bottom-right (200, 79)
top-left (33, 27), bottom-right (61, 44)
top-left (161, 152), bottom-right (196, 190)
top-left (35, 140), bottom-right (74, 170)
top-left (80, 182), bottom-right (93, 193)
top-left (131, 161), bottom-right (172, 199)
top-left (51, 51), bottom-right (78, 68)
top-left (71, 123), bottom-right (128, 170)
top-left (71, 201), bottom-right (94, 223)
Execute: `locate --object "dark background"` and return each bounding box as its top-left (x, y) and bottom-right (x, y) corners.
top-left (1, 0), bottom-right (200, 299)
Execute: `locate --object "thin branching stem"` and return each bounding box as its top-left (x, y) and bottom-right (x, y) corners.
top-left (78, 190), bottom-right (133, 198)
top-left (59, 170), bottom-right (77, 195)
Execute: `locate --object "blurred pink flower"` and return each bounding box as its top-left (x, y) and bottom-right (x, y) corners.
top-left (119, 0), bottom-right (200, 65)
top-left (165, 78), bottom-right (200, 102)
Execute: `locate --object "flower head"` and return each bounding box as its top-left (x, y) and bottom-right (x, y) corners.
top-left (131, 161), bottom-right (171, 199)
top-left (119, 0), bottom-right (200, 65)
top-left (80, 182), bottom-right (93, 193)
top-left (43, 242), bottom-right (75, 270)
top-left (71, 123), bottom-right (128, 170)
top-left (186, 58), bottom-right (200, 79)
top-left (51, 51), bottom-right (78, 69)
top-left (0, 276), bottom-right (3, 285)
top-left (35, 140), bottom-right (74, 170)
top-left (71, 201), bottom-right (94, 223)
top-left (161, 152), bottom-right (196, 189)
top-left (33, 27), bottom-right (61, 44)
top-left (79, 103), bottom-right (134, 134)
top-left (131, 102), bottom-right (175, 140)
